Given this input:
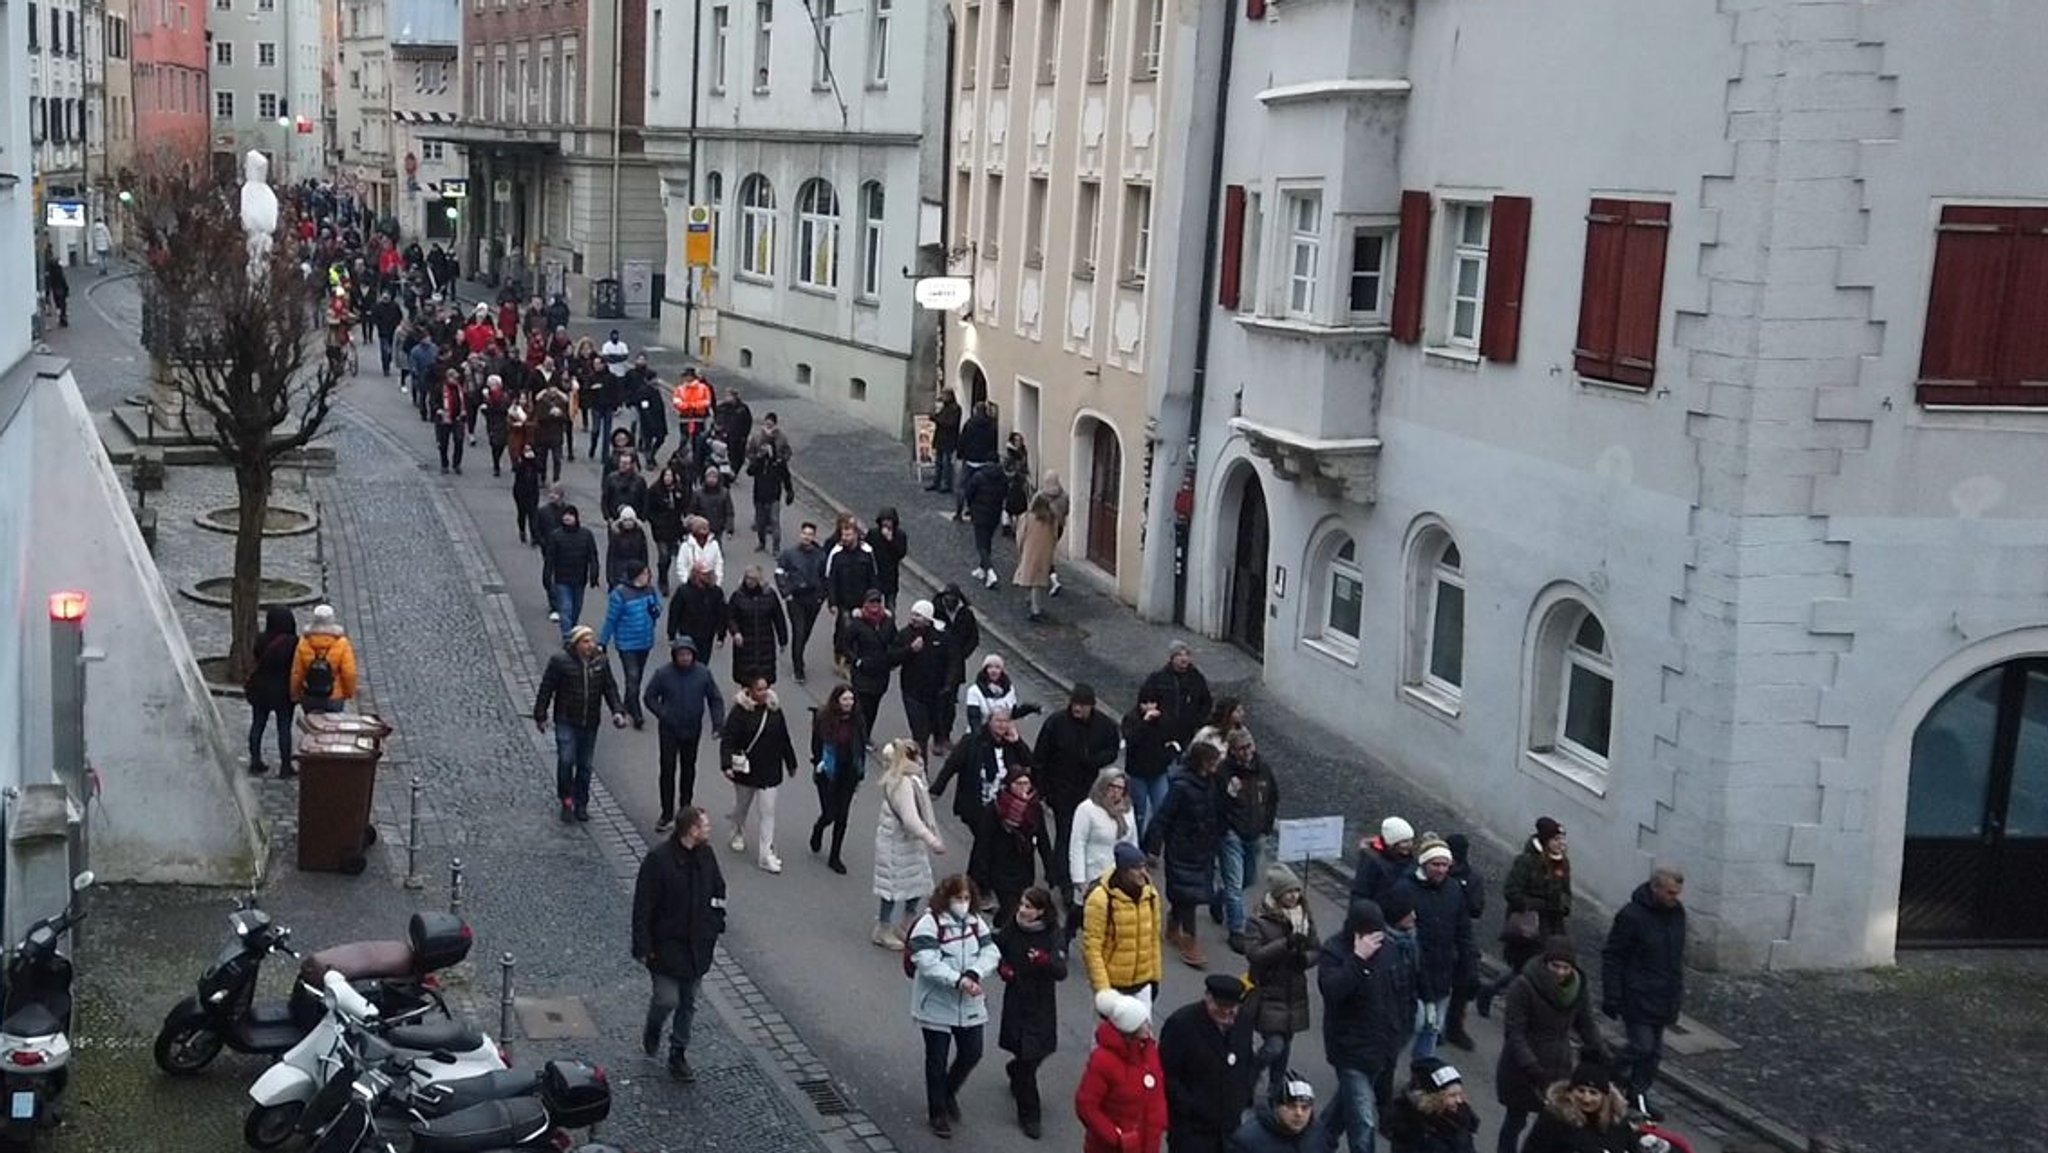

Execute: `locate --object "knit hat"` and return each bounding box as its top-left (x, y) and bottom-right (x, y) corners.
top-left (1203, 974), bottom-right (1247, 1005)
top-left (617, 505), bottom-right (638, 525)
top-left (1381, 817), bottom-right (1416, 846)
top-left (671, 635), bottom-right (698, 655)
top-left (1568, 1060), bottom-right (1613, 1091)
top-left (1113, 842), bottom-right (1147, 869)
top-left (311, 604), bottom-right (337, 625)
top-left (1415, 837), bottom-right (1454, 867)
top-left (1094, 990), bottom-right (1150, 1035)
top-left (1264, 862), bottom-right (1303, 896)
top-left (567, 625), bottom-right (596, 646)
top-left (1344, 899), bottom-right (1387, 936)
top-left (1535, 816), bottom-right (1567, 845)
top-left (1444, 833), bottom-right (1471, 863)
top-left (1277, 1072), bottom-right (1316, 1104)
top-left (1411, 1057), bottom-right (1463, 1091)
top-left (1167, 639), bottom-right (1192, 658)
top-left (1541, 935), bottom-right (1577, 963)
top-left (1070, 683), bottom-right (1097, 706)
top-left (1378, 889), bottom-right (1416, 927)
top-left (909, 599), bottom-right (935, 623)
top-left (864, 588), bottom-right (885, 605)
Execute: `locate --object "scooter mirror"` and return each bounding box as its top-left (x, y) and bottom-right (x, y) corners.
top-left (71, 871), bottom-right (94, 892)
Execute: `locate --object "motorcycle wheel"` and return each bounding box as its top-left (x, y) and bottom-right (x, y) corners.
top-left (243, 1101), bottom-right (305, 1151)
top-left (151, 1019), bottom-right (224, 1075)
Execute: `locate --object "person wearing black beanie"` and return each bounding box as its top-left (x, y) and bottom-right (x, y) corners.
top-left (1519, 1059), bottom-right (1635, 1153)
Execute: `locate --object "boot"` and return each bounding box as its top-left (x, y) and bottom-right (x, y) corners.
top-left (1178, 933), bottom-right (1208, 969)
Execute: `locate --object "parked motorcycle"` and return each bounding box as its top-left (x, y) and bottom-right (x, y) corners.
top-left (153, 901), bottom-right (467, 1076)
top-left (305, 1031), bottom-right (611, 1153)
top-left (0, 872), bottom-right (94, 1151)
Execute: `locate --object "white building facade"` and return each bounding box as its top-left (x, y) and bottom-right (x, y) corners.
top-left (1162, 0), bottom-right (2048, 969)
top-left (208, 0), bottom-right (324, 183)
top-left (333, 0), bottom-right (391, 214)
top-left (646, 0), bottom-right (948, 435)
top-left (26, 0), bottom-right (89, 265)
top-left (388, 0), bottom-right (462, 247)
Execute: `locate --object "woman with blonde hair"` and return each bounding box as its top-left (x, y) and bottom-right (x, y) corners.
top-left (1520, 1062), bottom-right (1637, 1153)
top-left (873, 738), bottom-right (947, 949)
top-left (1013, 492), bottom-right (1059, 622)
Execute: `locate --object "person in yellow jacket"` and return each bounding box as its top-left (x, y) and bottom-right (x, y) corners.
top-left (290, 604), bottom-right (361, 713)
top-left (1082, 841), bottom-right (1164, 1010)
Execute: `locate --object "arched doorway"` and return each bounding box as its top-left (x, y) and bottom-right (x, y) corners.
top-left (959, 360), bottom-right (988, 408)
top-left (1084, 421), bottom-right (1121, 574)
top-left (1900, 657), bottom-right (2048, 943)
top-left (1224, 472), bottom-right (1269, 658)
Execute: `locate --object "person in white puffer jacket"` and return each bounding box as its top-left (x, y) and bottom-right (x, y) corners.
top-left (962, 653), bottom-right (1039, 731)
top-left (1066, 767), bottom-right (1139, 942)
top-left (873, 739), bottom-right (947, 949)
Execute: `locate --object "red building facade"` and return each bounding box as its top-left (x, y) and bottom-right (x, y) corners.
top-left (129, 0), bottom-right (208, 171)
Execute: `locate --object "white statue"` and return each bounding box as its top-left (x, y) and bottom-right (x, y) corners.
top-left (239, 149), bottom-right (280, 279)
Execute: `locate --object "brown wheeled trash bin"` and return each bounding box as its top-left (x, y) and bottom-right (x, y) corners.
top-left (295, 712), bottom-right (394, 874)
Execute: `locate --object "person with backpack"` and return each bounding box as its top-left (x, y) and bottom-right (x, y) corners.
top-left (291, 604), bottom-right (359, 714)
top-left (245, 607), bottom-right (300, 775)
top-left (906, 873), bottom-right (1001, 1140)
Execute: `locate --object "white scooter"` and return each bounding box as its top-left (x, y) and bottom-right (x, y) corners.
top-left (244, 969), bottom-right (506, 1149)
top-left (0, 872), bottom-right (93, 1151)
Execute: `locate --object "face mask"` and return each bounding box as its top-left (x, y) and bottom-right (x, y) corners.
top-left (947, 900), bottom-right (971, 919)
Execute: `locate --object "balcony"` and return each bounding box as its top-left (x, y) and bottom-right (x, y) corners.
top-left (1229, 417), bottom-right (1381, 507)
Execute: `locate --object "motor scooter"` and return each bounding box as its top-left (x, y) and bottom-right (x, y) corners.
top-left (0, 872), bottom-right (94, 1151)
top-left (303, 1031), bottom-right (610, 1153)
top-left (245, 970), bottom-right (507, 1150)
top-left (153, 901), bottom-right (464, 1075)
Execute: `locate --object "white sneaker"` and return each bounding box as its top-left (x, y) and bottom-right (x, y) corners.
top-left (1048, 572), bottom-right (1063, 597)
top-left (548, 611), bottom-right (560, 622)
top-left (970, 567), bottom-right (985, 581)
top-left (729, 831), bottom-right (747, 853)
top-left (758, 853), bottom-right (783, 874)
top-left (984, 570), bottom-right (999, 589)
top-left (871, 923), bottom-right (904, 949)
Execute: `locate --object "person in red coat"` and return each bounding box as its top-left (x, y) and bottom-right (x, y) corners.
top-left (1076, 991), bottom-right (1167, 1153)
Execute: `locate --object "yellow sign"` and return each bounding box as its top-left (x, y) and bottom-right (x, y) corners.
top-left (685, 205), bottom-right (714, 268)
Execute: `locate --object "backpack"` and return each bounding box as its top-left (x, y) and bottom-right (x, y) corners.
top-left (903, 913), bottom-right (971, 979)
top-left (302, 642), bottom-right (337, 701)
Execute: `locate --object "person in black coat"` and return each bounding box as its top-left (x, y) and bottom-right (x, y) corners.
top-left (970, 768), bottom-right (1058, 925)
top-left (1387, 839), bottom-right (1476, 1062)
top-left (631, 809), bottom-right (727, 1081)
top-left (1157, 974), bottom-right (1259, 1153)
top-left (541, 505), bottom-right (601, 637)
top-left (606, 510), bottom-right (652, 588)
top-left (666, 562), bottom-right (730, 651)
top-left (1318, 899), bottom-right (1411, 1153)
top-left (952, 401), bottom-right (999, 516)
top-left (865, 508), bottom-right (909, 611)
top-left (602, 457), bottom-right (650, 522)
top-left (841, 591), bottom-right (898, 729)
top-left (533, 627), bottom-right (627, 821)
top-left (961, 459), bottom-right (1009, 583)
top-left (1381, 1058), bottom-right (1481, 1153)
top-left (745, 420), bottom-right (793, 554)
top-left (244, 607), bottom-right (299, 776)
top-left (893, 598), bottom-right (951, 754)
top-left (725, 568), bottom-right (789, 686)
top-left (646, 467), bottom-right (691, 592)
top-left (1137, 640), bottom-right (1214, 758)
top-left (932, 709), bottom-right (1035, 832)
top-left (993, 886), bottom-right (1066, 1139)
top-left (931, 584), bottom-right (980, 750)
top-left (1442, 833), bottom-right (1486, 1050)
top-left (720, 678), bottom-right (799, 871)
top-left (927, 393), bottom-right (962, 494)
top-left (1600, 868), bottom-right (1687, 1117)
top-left (822, 519), bottom-right (879, 666)
top-left (1120, 691), bottom-right (1177, 840)
top-left (512, 449), bottom-right (546, 543)
top-left (1031, 683), bottom-right (1122, 888)
top-left (808, 686), bottom-right (867, 874)
top-left (1145, 743), bottom-right (1225, 969)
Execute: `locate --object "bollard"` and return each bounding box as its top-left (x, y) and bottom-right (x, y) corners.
top-left (144, 401), bottom-right (155, 441)
top-left (402, 777), bottom-right (425, 890)
top-left (313, 502), bottom-right (326, 571)
top-left (449, 857), bottom-right (465, 917)
top-left (497, 953), bottom-right (516, 1061)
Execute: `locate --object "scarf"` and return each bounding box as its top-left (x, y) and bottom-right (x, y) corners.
top-left (1283, 905), bottom-right (1308, 936)
top-left (994, 787), bottom-right (1038, 836)
top-left (1542, 968), bottom-right (1583, 1010)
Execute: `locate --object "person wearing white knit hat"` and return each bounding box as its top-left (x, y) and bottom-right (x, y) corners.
top-left (1349, 815), bottom-right (1417, 904)
top-left (1388, 834), bottom-right (1476, 1062)
top-left (1078, 989), bottom-right (1166, 1153)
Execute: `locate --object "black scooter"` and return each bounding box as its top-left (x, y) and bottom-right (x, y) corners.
top-left (0, 872), bottom-right (94, 1151)
top-left (304, 1035), bottom-right (611, 1153)
top-left (152, 898), bottom-right (462, 1075)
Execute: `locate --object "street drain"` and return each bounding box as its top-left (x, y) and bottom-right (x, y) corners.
top-left (796, 1078), bottom-right (854, 1116)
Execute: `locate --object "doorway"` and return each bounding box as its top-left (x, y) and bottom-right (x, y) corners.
top-left (1014, 380), bottom-right (1042, 478)
top-left (960, 360), bottom-right (988, 408)
top-left (1085, 422), bottom-right (1121, 574)
top-left (1900, 658), bottom-right (2048, 943)
top-left (1224, 472), bottom-right (1269, 658)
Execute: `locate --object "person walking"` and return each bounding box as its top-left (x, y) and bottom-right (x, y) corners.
top-left (647, 466), bottom-right (690, 592)
top-left (994, 885), bottom-right (1068, 1139)
top-left (1600, 867), bottom-right (1687, 1121)
top-left (602, 454), bottom-right (650, 522)
top-left (907, 874), bottom-right (1002, 1140)
top-left (677, 515), bottom-right (728, 589)
top-left (1442, 834), bottom-right (1487, 1051)
top-left (843, 590), bottom-right (899, 728)
top-left (1138, 640), bottom-right (1214, 763)
top-left (1034, 472), bottom-right (1072, 598)
top-left (894, 598), bottom-right (952, 754)
top-left (1228, 1075), bottom-right (1329, 1153)
top-left (1480, 817), bottom-right (1574, 1018)
top-left (291, 604), bottom-right (360, 714)
top-left (598, 561), bottom-right (663, 729)
top-left (1013, 493), bottom-right (1059, 621)
top-left (1244, 864), bottom-right (1317, 1105)
top-left (372, 292), bottom-right (403, 376)
top-left (720, 676), bottom-right (798, 874)
top-left (1121, 689), bottom-right (1177, 840)
top-left (1318, 899), bottom-right (1412, 1153)
top-left (823, 517), bottom-right (879, 669)
top-left (542, 505), bottom-right (602, 638)
top-left (1147, 742), bottom-right (1226, 969)
top-left (874, 738), bottom-right (947, 949)
top-left (1066, 768), bottom-right (1138, 943)
top-left (479, 376), bottom-right (512, 475)
top-left (971, 768), bottom-right (1058, 926)
top-left (927, 393), bottom-right (962, 494)
top-left (1520, 1063), bottom-right (1637, 1153)
top-left (963, 652), bottom-right (1036, 731)
top-left (933, 708), bottom-right (1035, 849)
top-left (962, 460), bottom-right (1009, 590)
top-left (931, 584), bottom-right (981, 753)
top-left (727, 566), bottom-right (789, 686)
top-left (1076, 990), bottom-right (1168, 1153)
top-left (866, 509), bottom-right (909, 612)
top-left (606, 507), bottom-right (652, 589)
top-left (642, 636), bottom-right (728, 829)
top-left (809, 685), bottom-right (867, 875)
top-left (1159, 974), bottom-right (1259, 1153)
top-left (1496, 936), bottom-right (1607, 1153)
top-left (1080, 842), bottom-right (1164, 1007)
top-left (691, 468), bottom-right (737, 539)
top-left (1389, 837), bottom-right (1476, 1062)
top-left (42, 251), bottom-right (69, 327)
top-left (594, 329), bottom-right (631, 458)
top-left (512, 448), bottom-right (545, 543)
top-left (746, 417), bottom-right (793, 555)
top-left (244, 607), bottom-right (299, 776)
top-left (433, 370), bottom-right (469, 474)
top-left (1382, 1059), bottom-right (1481, 1153)
top-left (532, 626), bottom-right (628, 823)
top-left (667, 561), bottom-right (730, 654)
top-left (1035, 684), bottom-right (1123, 893)
top-left (954, 401), bottom-right (999, 519)
top-left (1216, 729), bottom-right (1281, 956)
top-left (774, 522), bottom-right (829, 683)
top-left (631, 806), bottom-right (727, 1083)
top-left (533, 374), bottom-right (573, 482)
top-left (1352, 816), bottom-right (1418, 905)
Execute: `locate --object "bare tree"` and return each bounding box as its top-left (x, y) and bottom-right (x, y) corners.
top-left (137, 169), bottom-right (342, 682)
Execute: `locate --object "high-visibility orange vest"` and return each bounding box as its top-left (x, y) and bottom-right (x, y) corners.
top-left (672, 380), bottom-right (713, 420)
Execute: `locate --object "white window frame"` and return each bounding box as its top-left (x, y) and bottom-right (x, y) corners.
top-left (1134, 0), bottom-right (1162, 77)
top-left (212, 89), bottom-right (233, 119)
top-left (1443, 200), bottom-right (1489, 350)
top-left (981, 173), bottom-right (1003, 260)
top-left (991, 0), bottom-right (1013, 86)
top-left (858, 181), bottom-right (884, 299)
top-left (649, 9), bottom-right (663, 95)
top-left (811, 0), bottom-right (835, 89)
top-left (421, 140), bottom-right (445, 162)
top-left (257, 90), bottom-right (280, 119)
top-left (1284, 190), bottom-right (1322, 320)
top-left (1074, 179), bottom-right (1101, 277)
top-left (711, 5), bottom-right (730, 92)
top-left (1311, 534), bottom-right (1363, 659)
top-left (562, 39), bottom-right (579, 121)
top-left (1240, 191), bottom-right (1263, 314)
top-left (1084, 0), bottom-right (1109, 81)
top-left (1035, 0), bottom-right (1060, 84)
top-left (739, 174), bottom-right (778, 279)
top-left (1121, 182), bottom-right (1151, 286)
top-left (1347, 226), bottom-right (1391, 324)
top-left (541, 47), bottom-right (558, 121)
top-left (258, 40), bottom-right (276, 65)
top-left (1423, 541), bottom-right (1464, 695)
top-left (1023, 176), bottom-right (1048, 268)
top-left (867, 0), bottom-right (890, 84)
top-left (796, 179), bottom-right (841, 290)
top-left (706, 171), bottom-right (725, 268)
top-left (1523, 592), bottom-right (1615, 794)
top-left (753, 0), bottom-right (773, 92)
top-left (1557, 614), bottom-right (1613, 769)
top-left (960, 1), bottom-right (980, 87)
top-left (213, 39), bottom-right (231, 65)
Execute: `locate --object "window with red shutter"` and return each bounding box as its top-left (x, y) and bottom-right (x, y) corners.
top-left (1247, 0), bottom-right (1267, 17)
top-left (1480, 195), bottom-right (1532, 363)
top-left (1917, 205), bottom-right (2048, 406)
top-left (1390, 190), bottom-right (1432, 344)
top-left (1219, 185), bottom-right (1246, 310)
top-left (1573, 198), bottom-right (1670, 389)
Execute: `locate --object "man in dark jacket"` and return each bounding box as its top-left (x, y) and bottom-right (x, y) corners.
top-left (961, 460), bottom-right (1009, 588)
top-left (1137, 640), bottom-right (1214, 758)
top-left (1227, 1076), bottom-right (1329, 1153)
top-left (631, 806), bottom-right (726, 1083)
top-left (1031, 683), bottom-right (1122, 888)
top-left (842, 590), bottom-right (898, 729)
top-left (1158, 974), bottom-right (1258, 1153)
top-left (642, 636), bottom-right (728, 829)
top-left (864, 508), bottom-right (909, 611)
top-left (1348, 816), bottom-right (1416, 904)
top-left (892, 598), bottom-right (951, 753)
top-left (1601, 866), bottom-right (1687, 1120)
top-left (602, 455), bottom-right (650, 522)
top-left (714, 386), bottom-right (753, 455)
top-left (1387, 837), bottom-right (1474, 1062)
top-left (932, 709), bottom-right (1034, 831)
top-left (1440, 833), bottom-right (1486, 1050)
top-left (745, 415), bottom-right (793, 554)
top-left (533, 626), bottom-right (627, 822)
top-left (927, 393), bottom-right (961, 493)
top-left (1215, 729), bottom-right (1281, 956)
top-left (930, 584), bottom-right (980, 752)
top-left (774, 521), bottom-right (829, 683)
top-left (822, 519), bottom-right (879, 665)
top-left (667, 561), bottom-right (730, 652)
top-left (953, 401), bottom-right (999, 518)
top-left (542, 504), bottom-right (601, 639)
top-left (1318, 899), bottom-right (1409, 1153)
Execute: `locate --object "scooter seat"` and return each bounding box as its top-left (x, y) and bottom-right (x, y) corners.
top-left (413, 1067), bottom-right (540, 1118)
top-left (381, 1018), bottom-right (485, 1053)
top-left (0, 1003), bottom-right (60, 1039)
top-left (300, 939), bottom-right (415, 985)
top-left (407, 1097), bottom-right (551, 1153)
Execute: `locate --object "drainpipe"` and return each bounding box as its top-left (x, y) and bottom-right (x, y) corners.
top-left (607, 0), bottom-right (626, 291)
top-left (937, 6), bottom-right (957, 398)
top-left (682, 0), bottom-right (703, 357)
top-left (1170, 0), bottom-right (1240, 626)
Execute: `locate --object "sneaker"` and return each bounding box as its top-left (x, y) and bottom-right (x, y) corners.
top-left (758, 853), bottom-right (783, 874)
top-left (729, 831), bottom-right (747, 853)
top-left (1634, 1095), bottom-right (1664, 1122)
top-left (929, 1114), bottom-right (952, 1140)
top-left (1048, 573), bottom-right (1062, 597)
top-left (641, 1022), bottom-right (661, 1058)
top-left (559, 800), bottom-right (574, 823)
top-left (872, 923), bottom-right (904, 950)
top-left (548, 611), bottom-right (561, 622)
top-left (656, 813), bottom-right (675, 832)
top-left (668, 1053), bottom-right (696, 1083)
top-left (984, 570), bottom-right (999, 589)
top-left (970, 567), bottom-right (985, 581)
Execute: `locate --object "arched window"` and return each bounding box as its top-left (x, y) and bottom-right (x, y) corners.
top-left (1560, 613), bottom-right (1613, 764)
top-left (1308, 529), bottom-right (1363, 657)
top-left (739, 174), bottom-right (777, 278)
top-left (1403, 525), bottom-right (1465, 707)
top-left (796, 178), bottom-right (841, 290)
top-left (1526, 593), bottom-right (1614, 781)
top-left (705, 171), bottom-right (724, 268)
top-left (858, 181), bottom-right (885, 299)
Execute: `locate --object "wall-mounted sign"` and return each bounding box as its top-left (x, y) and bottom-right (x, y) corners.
top-left (492, 178), bottom-right (511, 203)
top-left (44, 201), bottom-right (86, 228)
top-left (914, 276), bottom-right (973, 311)
top-left (440, 178), bottom-right (468, 200)
top-left (685, 204), bottom-right (713, 268)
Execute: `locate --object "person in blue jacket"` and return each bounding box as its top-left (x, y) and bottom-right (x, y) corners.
top-left (600, 561), bottom-right (664, 729)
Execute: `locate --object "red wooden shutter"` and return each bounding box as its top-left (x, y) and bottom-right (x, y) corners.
top-left (1573, 200), bottom-right (1627, 381)
top-left (1611, 201), bottom-right (1670, 388)
top-left (1390, 190), bottom-right (1432, 344)
top-left (1247, 0), bottom-right (1267, 17)
top-left (2000, 216), bottom-right (2048, 399)
top-left (1479, 194), bottom-right (1532, 362)
top-left (1218, 185), bottom-right (1247, 310)
top-left (1916, 206), bottom-right (2018, 402)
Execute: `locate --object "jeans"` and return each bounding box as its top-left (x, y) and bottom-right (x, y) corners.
top-left (617, 649), bottom-right (650, 723)
top-left (920, 1025), bottom-right (984, 1119)
top-left (1323, 1066), bottom-right (1381, 1153)
top-left (1256, 1032), bottom-right (1293, 1104)
top-left (538, 440), bottom-right (563, 482)
top-left (1616, 1018), bottom-right (1666, 1098)
top-left (655, 538), bottom-right (679, 590)
top-left (786, 596), bottom-right (822, 679)
top-left (730, 784), bottom-right (778, 859)
top-left (1411, 996), bottom-right (1451, 1061)
top-left (972, 521), bottom-right (997, 572)
top-left (552, 584), bottom-right (587, 637)
top-left (588, 408), bottom-right (615, 459)
top-left (954, 460), bottom-right (989, 516)
top-left (1130, 773), bottom-right (1171, 842)
top-left (878, 896), bottom-right (918, 925)
top-left (248, 702), bottom-right (294, 767)
top-left (657, 726), bottom-right (703, 818)
top-left (435, 423), bottom-right (465, 470)
top-left (377, 332), bottom-right (395, 374)
top-left (553, 723), bottom-right (598, 808)
top-left (930, 448), bottom-right (955, 492)
top-left (752, 500), bottom-right (782, 552)
top-left (645, 972), bottom-right (701, 1059)
top-left (1216, 829), bottom-right (1263, 935)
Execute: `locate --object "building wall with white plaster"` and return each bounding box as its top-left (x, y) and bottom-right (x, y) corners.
top-left (208, 0), bottom-right (325, 182)
top-left (388, 0), bottom-right (464, 247)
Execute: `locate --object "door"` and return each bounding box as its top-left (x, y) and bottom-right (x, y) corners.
top-left (1899, 658), bottom-right (2048, 943)
top-left (961, 361), bottom-right (988, 408)
top-left (1085, 426), bottom-right (1120, 574)
top-left (1014, 381), bottom-right (1041, 478)
top-left (1224, 475), bottom-right (1268, 658)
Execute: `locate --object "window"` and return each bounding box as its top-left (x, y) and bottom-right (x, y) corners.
top-left (422, 141), bottom-right (445, 162)
top-left (1347, 230), bottom-right (1389, 321)
top-left (1315, 535), bottom-right (1364, 653)
top-left (350, 68), bottom-right (361, 91)
top-left (650, 10), bottom-right (663, 94)
top-left (258, 91), bottom-right (281, 119)
top-left (739, 174), bottom-right (778, 278)
top-left (1084, 0), bottom-right (1109, 81)
top-left (1075, 180), bottom-right (1101, 275)
top-left (212, 0), bottom-right (228, 9)
top-left (753, 0), bottom-right (772, 90)
top-left (1444, 202), bottom-right (1489, 348)
top-left (214, 40), bottom-right (232, 65)
top-left (981, 174), bottom-right (1004, 259)
top-left (562, 40), bottom-right (579, 120)
top-left (858, 181), bottom-right (884, 298)
top-left (28, 98), bottom-right (43, 145)
top-left (256, 0), bottom-right (272, 12)
top-left (1036, 0), bottom-right (1059, 83)
top-left (849, 377), bottom-right (868, 402)
top-left (706, 172), bottom-right (725, 267)
top-left (796, 179), bottom-right (841, 290)
top-left (867, 0), bottom-right (891, 83)
top-left (213, 89), bottom-right (234, 119)
top-left (991, 0), bottom-right (1013, 86)
top-left (1024, 177), bottom-right (1048, 267)
top-left (473, 60), bottom-right (487, 117)
top-left (1134, 0), bottom-right (1162, 76)
top-left (258, 41), bottom-right (277, 65)
top-left (711, 5), bottom-right (730, 91)
top-left (810, 0), bottom-right (836, 88)
top-left (960, 2), bottom-right (979, 87)
top-left (1403, 529), bottom-right (1465, 706)
top-left (1121, 183), bottom-right (1151, 285)
top-left (1561, 615), bottom-right (1613, 764)
top-left (1285, 191), bottom-right (1322, 319)
top-left (1915, 204), bottom-right (2048, 406)
top-left (541, 49), bottom-right (558, 120)
top-left (517, 53), bottom-right (532, 122)
top-left (1527, 596), bottom-right (1615, 784)
top-left (1571, 198), bottom-right (1669, 388)
top-left (496, 54), bottom-right (510, 120)
top-left (795, 363), bottom-right (812, 385)
top-left (953, 171), bottom-right (972, 250)
top-left (28, 4), bottom-right (38, 50)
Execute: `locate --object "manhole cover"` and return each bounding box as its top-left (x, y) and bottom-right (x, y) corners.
top-left (512, 996), bottom-right (599, 1040)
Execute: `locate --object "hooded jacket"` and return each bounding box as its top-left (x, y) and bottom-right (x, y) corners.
top-left (1388, 864), bottom-right (1478, 1001)
top-left (1144, 766), bottom-right (1223, 904)
top-left (892, 617), bottom-right (951, 700)
top-left (666, 576), bottom-right (730, 650)
top-left (605, 521), bottom-right (651, 588)
top-left (598, 581), bottom-right (663, 653)
top-left (719, 688), bottom-right (797, 790)
top-left (933, 587), bottom-right (981, 686)
top-left (842, 609), bottom-right (899, 695)
top-left (957, 409), bottom-right (999, 463)
top-left (1075, 1019), bottom-right (1168, 1153)
top-left (1080, 872), bottom-right (1163, 992)
top-left (874, 769), bottom-right (943, 902)
top-left (246, 609), bottom-right (299, 709)
top-left (907, 907), bottom-right (1000, 1029)
top-left (601, 468), bottom-right (649, 522)
top-left (1246, 894), bottom-right (1318, 1036)
top-left (291, 626), bottom-right (360, 703)
top-left (533, 645), bottom-right (622, 728)
top-left (1496, 956), bottom-right (1607, 1113)
top-left (641, 646), bottom-right (727, 737)
top-left (1317, 930), bottom-right (1410, 1076)
top-left (1137, 663), bottom-right (1214, 752)
top-left (691, 479), bottom-right (736, 537)
top-left (1349, 838), bottom-right (1412, 904)
top-left (1521, 1084), bottom-right (1638, 1153)
top-left (542, 516), bottom-right (601, 589)
top-left (1600, 883), bottom-right (1687, 1025)
top-left (1381, 1091), bottom-right (1482, 1153)
top-left (726, 580), bottom-right (790, 685)
top-left (865, 512), bottom-right (909, 596)
top-left (631, 836), bottom-right (726, 980)
top-left (646, 478), bottom-right (690, 544)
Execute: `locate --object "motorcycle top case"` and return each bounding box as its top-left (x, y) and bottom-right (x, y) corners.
top-left (407, 913), bottom-right (473, 973)
top-left (540, 1060), bottom-right (611, 1129)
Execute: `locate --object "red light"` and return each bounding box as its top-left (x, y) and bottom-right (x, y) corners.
top-left (419, 974), bottom-right (441, 990)
top-left (7, 1051), bottom-right (46, 1067)
top-left (47, 592), bottom-right (87, 622)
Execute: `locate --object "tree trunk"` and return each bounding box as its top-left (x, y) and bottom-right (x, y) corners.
top-left (225, 464), bottom-right (273, 684)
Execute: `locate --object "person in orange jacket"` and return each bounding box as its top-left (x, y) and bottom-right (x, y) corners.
top-left (290, 604), bottom-right (361, 713)
top-left (1076, 991), bottom-right (1168, 1153)
top-left (672, 369), bottom-right (716, 464)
